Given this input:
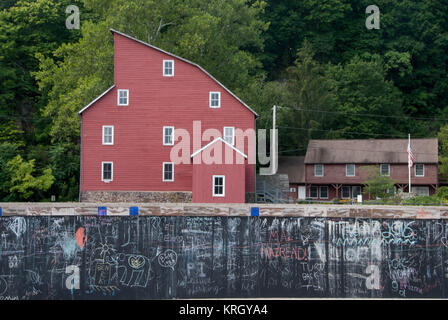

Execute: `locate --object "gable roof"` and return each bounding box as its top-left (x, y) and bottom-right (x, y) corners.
top-left (304, 138), bottom-right (438, 164)
top-left (278, 156), bottom-right (305, 183)
top-left (190, 137), bottom-right (247, 159)
top-left (78, 85), bottom-right (115, 115)
top-left (106, 29), bottom-right (258, 118)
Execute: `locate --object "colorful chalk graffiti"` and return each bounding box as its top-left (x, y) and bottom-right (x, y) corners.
top-left (0, 216), bottom-right (447, 299)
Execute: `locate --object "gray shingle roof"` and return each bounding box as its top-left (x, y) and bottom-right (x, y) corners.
top-left (278, 156), bottom-right (305, 183)
top-left (304, 139), bottom-right (438, 164)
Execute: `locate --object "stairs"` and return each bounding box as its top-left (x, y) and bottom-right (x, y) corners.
top-left (255, 180), bottom-right (289, 203)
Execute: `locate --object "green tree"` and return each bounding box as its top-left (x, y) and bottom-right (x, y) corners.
top-left (437, 124), bottom-right (448, 181)
top-left (6, 155), bottom-right (54, 200)
top-left (361, 165), bottom-right (396, 199)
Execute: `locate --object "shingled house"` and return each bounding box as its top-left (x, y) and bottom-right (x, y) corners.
top-left (303, 139), bottom-right (439, 200)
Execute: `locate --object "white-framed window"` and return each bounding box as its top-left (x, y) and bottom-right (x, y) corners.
top-left (102, 126), bottom-right (114, 145)
top-left (290, 187), bottom-right (296, 193)
top-left (309, 186), bottom-right (318, 198)
top-left (320, 186), bottom-right (329, 199)
top-left (412, 186), bottom-right (429, 196)
top-left (102, 162), bottom-right (113, 182)
top-left (314, 164), bottom-right (324, 177)
top-left (380, 164), bottom-right (390, 176)
top-left (346, 164), bottom-right (355, 177)
top-left (342, 186), bottom-right (351, 199)
top-left (117, 89), bottom-right (129, 106)
top-left (163, 126), bottom-right (174, 146)
top-left (223, 127), bottom-right (235, 145)
top-left (163, 162), bottom-right (174, 181)
top-left (163, 60), bottom-right (174, 76)
top-left (213, 175), bottom-right (225, 197)
top-left (209, 92), bottom-right (221, 108)
top-left (415, 164), bottom-right (424, 177)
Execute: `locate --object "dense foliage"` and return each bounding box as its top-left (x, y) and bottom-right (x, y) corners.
top-left (1, 0), bottom-right (448, 201)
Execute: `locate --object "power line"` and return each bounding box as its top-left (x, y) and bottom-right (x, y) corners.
top-left (277, 126), bottom-right (431, 139)
top-left (282, 106), bottom-right (448, 122)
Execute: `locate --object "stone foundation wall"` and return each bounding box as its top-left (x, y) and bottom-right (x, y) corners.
top-left (80, 191), bottom-right (192, 203)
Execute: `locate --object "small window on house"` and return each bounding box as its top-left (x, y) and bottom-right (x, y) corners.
top-left (310, 186), bottom-right (318, 198)
top-left (314, 164), bottom-right (324, 177)
top-left (102, 126), bottom-right (114, 145)
top-left (352, 186), bottom-right (362, 198)
top-left (320, 186), bottom-right (328, 199)
top-left (163, 162), bottom-right (174, 181)
top-left (209, 92), bottom-right (221, 108)
top-left (163, 126), bottom-right (174, 146)
top-left (213, 175), bottom-right (225, 197)
top-left (415, 164), bottom-right (424, 177)
top-left (223, 127), bottom-right (235, 145)
top-left (117, 89), bottom-right (129, 106)
top-left (380, 164), bottom-right (390, 176)
top-left (342, 186), bottom-right (351, 199)
top-left (290, 187), bottom-right (296, 193)
top-left (346, 164), bottom-right (355, 177)
top-left (163, 60), bottom-right (174, 76)
top-left (102, 162), bottom-right (113, 182)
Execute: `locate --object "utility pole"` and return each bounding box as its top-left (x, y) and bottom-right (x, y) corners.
top-left (272, 105), bottom-right (278, 175)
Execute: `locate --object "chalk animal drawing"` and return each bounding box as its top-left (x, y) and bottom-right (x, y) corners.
top-left (117, 253), bottom-right (153, 287)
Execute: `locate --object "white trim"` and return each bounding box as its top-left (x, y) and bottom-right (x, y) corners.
top-left (212, 175), bottom-right (225, 197)
top-left (223, 126), bottom-right (235, 146)
top-left (102, 125), bottom-right (114, 145)
top-left (163, 60), bottom-right (174, 77)
top-left (319, 186), bottom-right (329, 199)
top-left (163, 126), bottom-right (174, 146)
top-left (101, 162), bottom-right (113, 182)
top-left (109, 29), bottom-right (258, 117)
top-left (314, 164), bottom-right (324, 177)
top-left (415, 163), bottom-right (425, 177)
top-left (346, 164), bottom-right (355, 177)
top-left (78, 85), bottom-right (115, 114)
top-left (209, 92), bottom-right (221, 108)
top-left (309, 186), bottom-right (318, 199)
top-left (163, 162), bottom-right (174, 182)
top-left (190, 137), bottom-right (247, 159)
top-left (380, 163), bottom-right (390, 176)
top-left (117, 89), bottom-right (129, 106)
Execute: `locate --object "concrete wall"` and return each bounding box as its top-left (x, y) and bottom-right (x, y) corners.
top-left (1, 203), bottom-right (448, 299)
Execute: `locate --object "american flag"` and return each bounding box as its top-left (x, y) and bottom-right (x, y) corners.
top-left (407, 138), bottom-right (415, 168)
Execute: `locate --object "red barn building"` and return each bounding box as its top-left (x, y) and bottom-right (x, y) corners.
top-left (79, 29), bottom-right (257, 203)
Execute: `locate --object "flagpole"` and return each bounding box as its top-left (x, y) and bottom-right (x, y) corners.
top-left (408, 133), bottom-right (411, 194)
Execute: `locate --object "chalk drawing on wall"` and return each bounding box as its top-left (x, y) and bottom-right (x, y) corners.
top-left (158, 249), bottom-right (178, 271)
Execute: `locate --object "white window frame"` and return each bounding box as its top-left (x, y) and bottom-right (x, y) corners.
top-left (380, 164), bottom-right (390, 176)
top-left (346, 164), bottom-right (355, 177)
top-left (309, 186), bottom-right (318, 199)
top-left (415, 164), bottom-right (425, 177)
top-left (213, 175), bottom-right (225, 197)
top-left (319, 186), bottom-right (329, 199)
top-left (412, 186), bottom-right (429, 196)
top-left (163, 126), bottom-right (174, 146)
top-left (314, 164), bottom-right (324, 177)
top-left (163, 60), bottom-right (174, 77)
top-left (163, 162), bottom-right (174, 182)
top-left (117, 89), bottom-right (129, 106)
top-left (209, 92), bottom-right (221, 108)
top-left (341, 186), bottom-right (351, 199)
top-left (101, 162), bottom-right (113, 183)
top-left (223, 127), bottom-right (235, 146)
top-left (102, 125), bottom-right (114, 145)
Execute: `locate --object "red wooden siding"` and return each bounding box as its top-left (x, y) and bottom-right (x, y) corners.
top-left (80, 32), bottom-right (255, 197)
